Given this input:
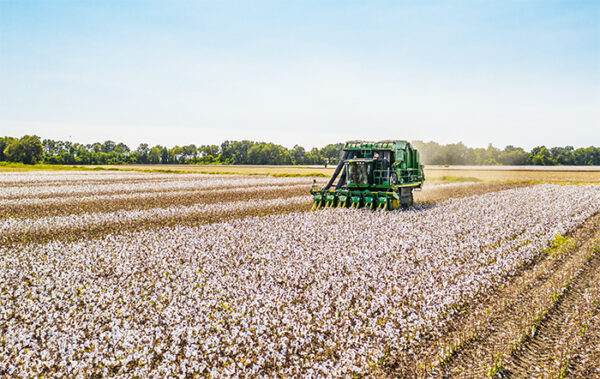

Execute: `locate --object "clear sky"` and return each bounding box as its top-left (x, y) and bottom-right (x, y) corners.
top-left (0, 0), bottom-right (598, 150)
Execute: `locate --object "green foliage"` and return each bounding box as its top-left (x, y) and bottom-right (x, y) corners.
top-left (247, 143), bottom-right (292, 165)
top-left (0, 136), bottom-right (18, 161)
top-left (2, 135), bottom-right (600, 166)
top-left (413, 141), bottom-right (529, 166)
top-left (3, 135), bottom-right (43, 164)
top-left (413, 140), bottom-right (600, 166)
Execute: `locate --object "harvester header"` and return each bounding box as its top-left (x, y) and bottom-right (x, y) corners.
top-left (311, 140), bottom-right (425, 210)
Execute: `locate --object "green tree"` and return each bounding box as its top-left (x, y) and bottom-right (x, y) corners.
top-left (149, 146), bottom-right (162, 164)
top-left (181, 144), bottom-right (197, 162)
top-left (114, 142), bottom-right (130, 154)
top-left (102, 140), bottom-right (116, 153)
top-left (319, 143), bottom-right (344, 164)
top-left (3, 135), bottom-right (44, 164)
top-left (290, 144), bottom-right (307, 165)
top-left (0, 137), bottom-right (18, 161)
top-left (550, 146), bottom-right (574, 165)
top-left (498, 146), bottom-right (528, 165)
top-left (136, 143), bottom-right (150, 164)
top-left (247, 143), bottom-right (292, 165)
top-left (528, 146), bottom-right (555, 165)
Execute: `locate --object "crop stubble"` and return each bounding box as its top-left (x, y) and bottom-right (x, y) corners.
top-left (392, 213), bottom-right (600, 378)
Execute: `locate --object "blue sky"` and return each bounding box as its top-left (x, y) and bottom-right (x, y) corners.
top-left (0, 0), bottom-right (598, 149)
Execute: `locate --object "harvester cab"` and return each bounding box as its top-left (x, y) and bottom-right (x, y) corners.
top-left (311, 140), bottom-right (424, 210)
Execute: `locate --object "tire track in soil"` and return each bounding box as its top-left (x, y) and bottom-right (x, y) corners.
top-left (504, 251), bottom-right (600, 377)
top-left (569, 311), bottom-right (600, 378)
top-left (428, 213), bottom-right (600, 378)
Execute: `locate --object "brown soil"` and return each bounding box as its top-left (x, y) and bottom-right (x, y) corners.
top-left (381, 213), bottom-right (600, 378)
top-left (414, 182), bottom-right (530, 204)
top-left (0, 184), bottom-right (311, 219)
top-left (504, 251), bottom-right (600, 377)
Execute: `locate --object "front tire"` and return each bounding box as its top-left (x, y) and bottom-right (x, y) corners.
top-left (400, 190), bottom-right (413, 209)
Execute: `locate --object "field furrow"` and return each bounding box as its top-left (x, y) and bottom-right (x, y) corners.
top-left (0, 184), bottom-right (311, 220)
top-left (420, 214), bottom-right (600, 378)
top-left (0, 194), bottom-right (312, 246)
top-left (568, 310), bottom-right (600, 377)
top-left (503, 245), bottom-right (600, 377)
top-left (0, 176), bottom-right (315, 199)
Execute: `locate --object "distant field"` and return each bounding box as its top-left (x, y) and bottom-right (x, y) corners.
top-left (84, 164), bottom-right (334, 177)
top-left (1, 162), bottom-right (599, 183)
top-left (426, 167), bottom-right (600, 183)
top-left (77, 164), bottom-right (600, 183)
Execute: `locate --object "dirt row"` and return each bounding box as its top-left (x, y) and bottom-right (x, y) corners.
top-left (568, 309), bottom-right (600, 377)
top-left (0, 195), bottom-right (312, 247)
top-left (384, 212), bottom-right (600, 378)
top-left (504, 250), bottom-right (600, 377)
top-left (413, 181), bottom-right (530, 204)
top-left (1, 181), bottom-right (524, 220)
top-left (1, 182), bottom-right (529, 247)
top-left (0, 184), bottom-right (311, 219)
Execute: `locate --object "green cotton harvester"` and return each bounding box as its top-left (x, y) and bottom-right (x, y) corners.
top-left (311, 140), bottom-right (425, 210)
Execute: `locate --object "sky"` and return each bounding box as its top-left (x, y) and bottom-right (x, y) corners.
top-left (0, 0), bottom-right (599, 150)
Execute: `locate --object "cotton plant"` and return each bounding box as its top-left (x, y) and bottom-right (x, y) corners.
top-left (0, 175), bottom-right (314, 199)
top-left (2, 182), bottom-right (600, 376)
top-left (0, 183), bottom-right (310, 210)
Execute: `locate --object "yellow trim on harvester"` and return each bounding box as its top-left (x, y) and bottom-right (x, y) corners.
top-left (396, 182), bottom-right (422, 188)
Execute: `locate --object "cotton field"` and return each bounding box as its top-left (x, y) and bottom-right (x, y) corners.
top-left (1, 171), bottom-right (600, 377)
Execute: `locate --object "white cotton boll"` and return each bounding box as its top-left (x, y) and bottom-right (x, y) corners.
top-left (3, 174), bottom-right (600, 376)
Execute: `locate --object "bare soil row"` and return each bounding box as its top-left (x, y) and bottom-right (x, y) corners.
top-left (383, 212), bottom-right (600, 378)
top-left (1, 182), bottom-right (528, 248)
top-left (0, 184), bottom-right (310, 219)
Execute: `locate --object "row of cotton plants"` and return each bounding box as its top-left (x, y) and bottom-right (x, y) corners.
top-left (0, 195), bottom-right (309, 237)
top-left (2, 184), bottom-right (600, 377)
top-left (0, 183), bottom-right (310, 209)
top-left (0, 175), bottom-right (314, 199)
top-left (0, 170), bottom-right (151, 183)
top-left (0, 171), bottom-right (209, 188)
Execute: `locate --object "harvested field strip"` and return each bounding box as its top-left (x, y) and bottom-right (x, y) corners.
top-left (0, 176), bottom-right (317, 200)
top-left (0, 171), bottom-right (166, 183)
top-left (568, 306), bottom-right (600, 377)
top-left (409, 213), bottom-right (600, 378)
top-left (501, 239), bottom-right (600, 377)
top-left (1, 177), bottom-right (201, 189)
top-left (0, 172), bottom-right (231, 187)
top-left (0, 184), bottom-right (311, 219)
top-left (0, 195), bottom-right (311, 246)
top-left (413, 181), bottom-right (529, 203)
top-left (426, 168), bottom-right (600, 184)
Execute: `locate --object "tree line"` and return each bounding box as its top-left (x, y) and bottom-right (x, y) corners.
top-left (412, 141), bottom-right (600, 166)
top-left (1, 135), bottom-right (600, 166)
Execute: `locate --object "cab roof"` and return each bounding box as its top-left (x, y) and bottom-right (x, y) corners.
top-left (344, 140), bottom-right (410, 151)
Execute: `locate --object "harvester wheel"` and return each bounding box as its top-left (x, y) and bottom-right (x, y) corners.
top-left (400, 193), bottom-right (414, 209)
top-left (392, 199), bottom-right (400, 210)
